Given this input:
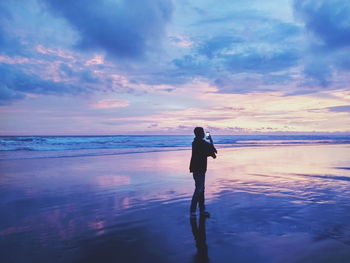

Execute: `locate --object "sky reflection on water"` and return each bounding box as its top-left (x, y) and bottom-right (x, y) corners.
top-left (1, 145), bottom-right (350, 262)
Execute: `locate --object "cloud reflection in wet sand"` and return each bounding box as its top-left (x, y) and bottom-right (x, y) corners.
top-left (95, 174), bottom-right (131, 187)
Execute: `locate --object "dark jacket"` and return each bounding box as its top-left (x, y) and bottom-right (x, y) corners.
top-left (189, 138), bottom-right (217, 173)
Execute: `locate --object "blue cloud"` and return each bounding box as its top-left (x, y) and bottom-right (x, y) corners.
top-left (59, 63), bottom-right (99, 83)
top-left (0, 85), bottom-right (25, 105)
top-left (327, 105), bottom-right (350, 113)
top-left (175, 47), bottom-right (299, 75)
top-left (0, 28), bottom-right (20, 56)
top-left (59, 63), bottom-right (73, 77)
top-left (0, 63), bottom-right (92, 104)
top-left (293, 0), bottom-right (350, 86)
top-left (303, 60), bottom-right (332, 87)
top-left (172, 55), bottom-right (207, 71)
top-left (0, 1), bottom-right (27, 56)
top-left (294, 0), bottom-right (350, 49)
top-left (132, 71), bottom-right (189, 86)
top-left (284, 89), bottom-right (318, 96)
top-left (338, 60), bottom-right (350, 70)
top-left (172, 13), bottom-right (302, 87)
top-left (225, 49), bottom-right (299, 73)
top-left (261, 73), bottom-right (293, 85)
top-left (259, 22), bottom-right (301, 42)
top-left (41, 0), bottom-right (173, 59)
top-left (197, 36), bottom-right (242, 59)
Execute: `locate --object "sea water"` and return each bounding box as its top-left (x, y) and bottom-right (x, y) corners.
top-left (1, 134), bottom-right (350, 160)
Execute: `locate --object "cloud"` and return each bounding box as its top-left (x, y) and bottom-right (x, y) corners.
top-left (294, 0), bottom-right (350, 49)
top-left (90, 99), bottom-right (129, 109)
top-left (303, 59), bottom-right (332, 87)
top-left (172, 55), bottom-right (207, 72)
top-left (59, 63), bottom-right (99, 83)
top-left (172, 47), bottom-right (299, 80)
top-left (0, 1), bottom-right (27, 56)
top-left (225, 49), bottom-right (299, 73)
top-left (0, 63), bottom-right (90, 104)
top-left (327, 105), bottom-right (350, 113)
top-left (294, 0), bottom-right (350, 86)
top-left (197, 36), bottom-right (242, 59)
top-left (0, 25), bottom-right (23, 56)
top-left (59, 63), bottom-right (73, 77)
top-left (41, 0), bottom-right (173, 59)
top-left (171, 13), bottom-right (302, 91)
top-left (172, 46), bottom-right (299, 93)
top-left (0, 84), bottom-right (25, 105)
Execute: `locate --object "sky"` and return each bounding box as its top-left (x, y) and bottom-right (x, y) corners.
top-left (0, 0), bottom-right (350, 135)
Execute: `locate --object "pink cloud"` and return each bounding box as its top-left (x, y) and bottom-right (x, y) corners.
top-left (0, 55), bottom-right (29, 64)
top-left (90, 99), bottom-right (129, 109)
top-left (35, 45), bottom-right (74, 59)
top-left (95, 175), bottom-right (131, 187)
top-left (85, 55), bottom-right (105, 66)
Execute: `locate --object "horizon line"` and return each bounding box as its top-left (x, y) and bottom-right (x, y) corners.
top-left (1, 132), bottom-right (350, 137)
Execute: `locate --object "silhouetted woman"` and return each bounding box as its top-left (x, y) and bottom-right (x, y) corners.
top-left (189, 127), bottom-right (217, 217)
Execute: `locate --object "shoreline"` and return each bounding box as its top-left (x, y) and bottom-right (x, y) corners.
top-left (1, 143), bottom-right (350, 161)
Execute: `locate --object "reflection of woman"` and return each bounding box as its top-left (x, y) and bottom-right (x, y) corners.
top-left (190, 215), bottom-right (210, 263)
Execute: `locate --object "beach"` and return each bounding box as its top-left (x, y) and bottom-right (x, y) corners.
top-left (1, 144), bottom-right (350, 263)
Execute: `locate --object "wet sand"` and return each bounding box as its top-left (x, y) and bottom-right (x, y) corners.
top-left (1, 144), bottom-right (350, 263)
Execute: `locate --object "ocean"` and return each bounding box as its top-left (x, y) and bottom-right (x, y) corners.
top-left (1, 134), bottom-right (350, 160)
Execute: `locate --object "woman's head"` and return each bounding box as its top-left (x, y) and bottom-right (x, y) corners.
top-left (194, 127), bottom-right (205, 139)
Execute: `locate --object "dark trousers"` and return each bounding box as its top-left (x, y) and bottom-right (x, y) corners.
top-left (190, 171), bottom-right (206, 212)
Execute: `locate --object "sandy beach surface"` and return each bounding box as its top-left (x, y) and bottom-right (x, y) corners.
top-left (1, 144), bottom-right (350, 263)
